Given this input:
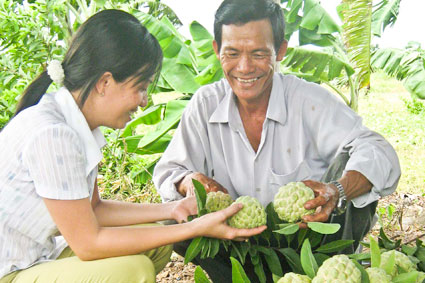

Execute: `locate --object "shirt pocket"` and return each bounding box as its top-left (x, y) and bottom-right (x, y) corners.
top-left (269, 160), bottom-right (313, 192)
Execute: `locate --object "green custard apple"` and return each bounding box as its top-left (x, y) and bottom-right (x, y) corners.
top-left (380, 250), bottom-right (417, 278)
top-left (416, 271), bottom-right (425, 283)
top-left (273, 182), bottom-right (315, 223)
top-left (277, 272), bottom-right (311, 283)
top-left (227, 196), bottom-right (267, 229)
top-left (312, 254), bottom-right (361, 283)
top-left (365, 267), bottom-right (391, 283)
top-left (205, 191), bottom-right (234, 213)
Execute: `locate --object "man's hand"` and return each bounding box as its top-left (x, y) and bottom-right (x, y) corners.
top-left (171, 196), bottom-right (198, 223)
top-left (299, 180), bottom-right (339, 229)
top-left (177, 172), bottom-right (228, 197)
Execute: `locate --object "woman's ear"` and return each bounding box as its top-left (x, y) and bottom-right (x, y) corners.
top-left (95, 72), bottom-right (113, 96)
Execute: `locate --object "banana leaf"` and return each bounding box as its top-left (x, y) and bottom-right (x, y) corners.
top-left (372, 0), bottom-right (401, 37)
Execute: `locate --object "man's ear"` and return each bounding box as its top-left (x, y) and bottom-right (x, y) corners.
top-left (95, 72), bottom-right (113, 96)
top-left (276, 39), bottom-right (288, 61)
top-left (213, 40), bottom-right (220, 59)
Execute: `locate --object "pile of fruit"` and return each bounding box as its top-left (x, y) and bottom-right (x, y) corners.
top-left (189, 180), bottom-right (425, 283)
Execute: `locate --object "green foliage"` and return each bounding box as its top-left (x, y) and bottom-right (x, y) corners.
top-left (0, 0), bottom-right (68, 128)
top-left (194, 266), bottom-right (211, 283)
top-left (371, 42), bottom-right (425, 100)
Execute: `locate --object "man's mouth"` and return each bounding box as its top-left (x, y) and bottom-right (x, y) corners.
top-left (236, 77), bottom-right (260, 83)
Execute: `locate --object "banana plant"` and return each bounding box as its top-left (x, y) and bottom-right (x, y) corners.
top-left (280, 0), bottom-right (405, 111)
top-left (371, 42), bottom-right (425, 100)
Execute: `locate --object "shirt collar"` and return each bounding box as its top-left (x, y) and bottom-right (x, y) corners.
top-left (266, 73), bottom-right (288, 125)
top-left (54, 87), bottom-right (106, 176)
top-left (209, 81), bottom-right (243, 132)
top-left (209, 73), bottom-right (288, 127)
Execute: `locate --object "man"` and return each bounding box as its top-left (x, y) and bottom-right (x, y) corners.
top-left (153, 0), bottom-right (400, 280)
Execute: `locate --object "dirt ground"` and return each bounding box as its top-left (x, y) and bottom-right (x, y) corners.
top-left (156, 191), bottom-right (425, 282)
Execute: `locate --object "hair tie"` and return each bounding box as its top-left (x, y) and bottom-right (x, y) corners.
top-left (47, 60), bottom-right (65, 85)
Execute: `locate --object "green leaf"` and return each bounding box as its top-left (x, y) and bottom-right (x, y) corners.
top-left (230, 257), bottom-right (251, 283)
top-left (378, 227), bottom-right (399, 250)
top-left (370, 236), bottom-right (381, 268)
top-left (279, 248), bottom-right (304, 274)
top-left (372, 0), bottom-right (401, 37)
top-left (300, 0), bottom-right (340, 34)
top-left (393, 271), bottom-right (419, 283)
top-left (307, 222), bottom-right (341, 234)
top-left (209, 238), bottom-right (221, 259)
top-left (281, 47), bottom-right (354, 84)
top-left (192, 179), bottom-right (207, 216)
top-left (161, 57), bottom-right (200, 94)
top-left (300, 239), bottom-right (318, 278)
top-left (274, 223), bottom-right (299, 235)
top-left (263, 249), bottom-right (283, 277)
top-left (315, 240), bottom-right (355, 254)
top-left (137, 100), bottom-right (188, 149)
top-left (194, 266), bottom-right (212, 283)
top-left (381, 250), bottom-right (396, 275)
top-left (351, 259), bottom-right (370, 283)
top-left (185, 237), bottom-right (206, 264)
top-left (348, 252), bottom-right (371, 261)
top-left (265, 202), bottom-right (282, 244)
top-left (340, 0), bottom-right (372, 89)
top-left (121, 104), bottom-right (164, 137)
top-left (313, 253), bottom-right (330, 266)
top-left (252, 254), bottom-right (266, 283)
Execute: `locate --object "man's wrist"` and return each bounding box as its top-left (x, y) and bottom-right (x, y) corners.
top-left (330, 181), bottom-right (347, 216)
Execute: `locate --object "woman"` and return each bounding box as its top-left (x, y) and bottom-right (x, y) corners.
top-left (0, 9), bottom-right (266, 282)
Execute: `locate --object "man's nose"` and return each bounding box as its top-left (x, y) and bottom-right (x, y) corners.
top-left (236, 55), bottom-right (255, 73)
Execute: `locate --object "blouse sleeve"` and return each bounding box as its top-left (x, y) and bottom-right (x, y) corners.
top-left (22, 125), bottom-right (90, 200)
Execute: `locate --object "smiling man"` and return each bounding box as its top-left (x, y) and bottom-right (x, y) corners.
top-left (153, 0), bottom-right (401, 281)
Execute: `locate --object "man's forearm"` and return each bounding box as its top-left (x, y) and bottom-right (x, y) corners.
top-left (338, 170), bottom-right (373, 201)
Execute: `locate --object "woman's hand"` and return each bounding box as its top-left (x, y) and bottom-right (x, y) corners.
top-left (171, 196), bottom-right (198, 223)
top-left (192, 203), bottom-right (267, 240)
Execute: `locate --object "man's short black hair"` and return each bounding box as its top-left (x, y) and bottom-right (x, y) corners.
top-left (214, 0), bottom-right (285, 53)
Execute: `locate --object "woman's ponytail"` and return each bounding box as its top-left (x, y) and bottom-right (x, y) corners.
top-left (14, 71), bottom-right (52, 116)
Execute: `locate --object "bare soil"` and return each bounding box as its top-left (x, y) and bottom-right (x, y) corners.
top-left (156, 191), bottom-right (425, 282)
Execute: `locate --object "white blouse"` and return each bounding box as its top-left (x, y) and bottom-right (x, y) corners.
top-left (0, 88), bottom-right (106, 278)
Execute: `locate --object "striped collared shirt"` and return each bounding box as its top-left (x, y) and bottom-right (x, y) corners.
top-left (0, 88), bottom-right (106, 278)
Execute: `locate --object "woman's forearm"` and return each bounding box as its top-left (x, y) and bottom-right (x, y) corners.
top-left (93, 199), bottom-right (176, 227)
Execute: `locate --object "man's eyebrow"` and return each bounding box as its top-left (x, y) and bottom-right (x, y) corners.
top-left (222, 47), bottom-right (239, 52)
top-left (251, 48), bottom-right (272, 53)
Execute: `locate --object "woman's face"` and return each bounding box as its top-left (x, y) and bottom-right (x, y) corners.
top-left (84, 74), bottom-right (152, 130)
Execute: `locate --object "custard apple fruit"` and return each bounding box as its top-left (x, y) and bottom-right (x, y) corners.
top-left (312, 254), bottom-right (361, 283)
top-left (227, 196), bottom-right (267, 228)
top-left (277, 272), bottom-right (311, 283)
top-left (416, 271), bottom-right (425, 283)
top-left (273, 182), bottom-right (315, 223)
top-left (365, 267), bottom-right (391, 283)
top-left (205, 191), bottom-right (233, 213)
top-left (380, 250), bottom-right (417, 277)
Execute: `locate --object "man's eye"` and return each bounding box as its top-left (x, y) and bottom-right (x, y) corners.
top-left (226, 53), bottom-right (239, 58)
top-left (252, 54), bottom-right (267, 59)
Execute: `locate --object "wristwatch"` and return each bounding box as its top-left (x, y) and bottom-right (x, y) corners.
top-left (330, 181), bottom-right (347, 216)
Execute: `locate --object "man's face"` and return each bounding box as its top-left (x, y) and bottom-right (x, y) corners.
top-left (214, 19), bottom-right (286, 104)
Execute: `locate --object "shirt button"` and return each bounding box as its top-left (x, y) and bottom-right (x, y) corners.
top-left (256, 188), bottom-right (261, 192)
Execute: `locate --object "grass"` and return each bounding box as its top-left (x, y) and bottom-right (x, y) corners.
top-left (359, 71), bottom-right (425, 195)
top-left (98, 71), bottom-right (425, 201)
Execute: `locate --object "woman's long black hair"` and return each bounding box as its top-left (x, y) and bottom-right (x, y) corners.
top-left (14, 9), bottom-right (163, 115)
